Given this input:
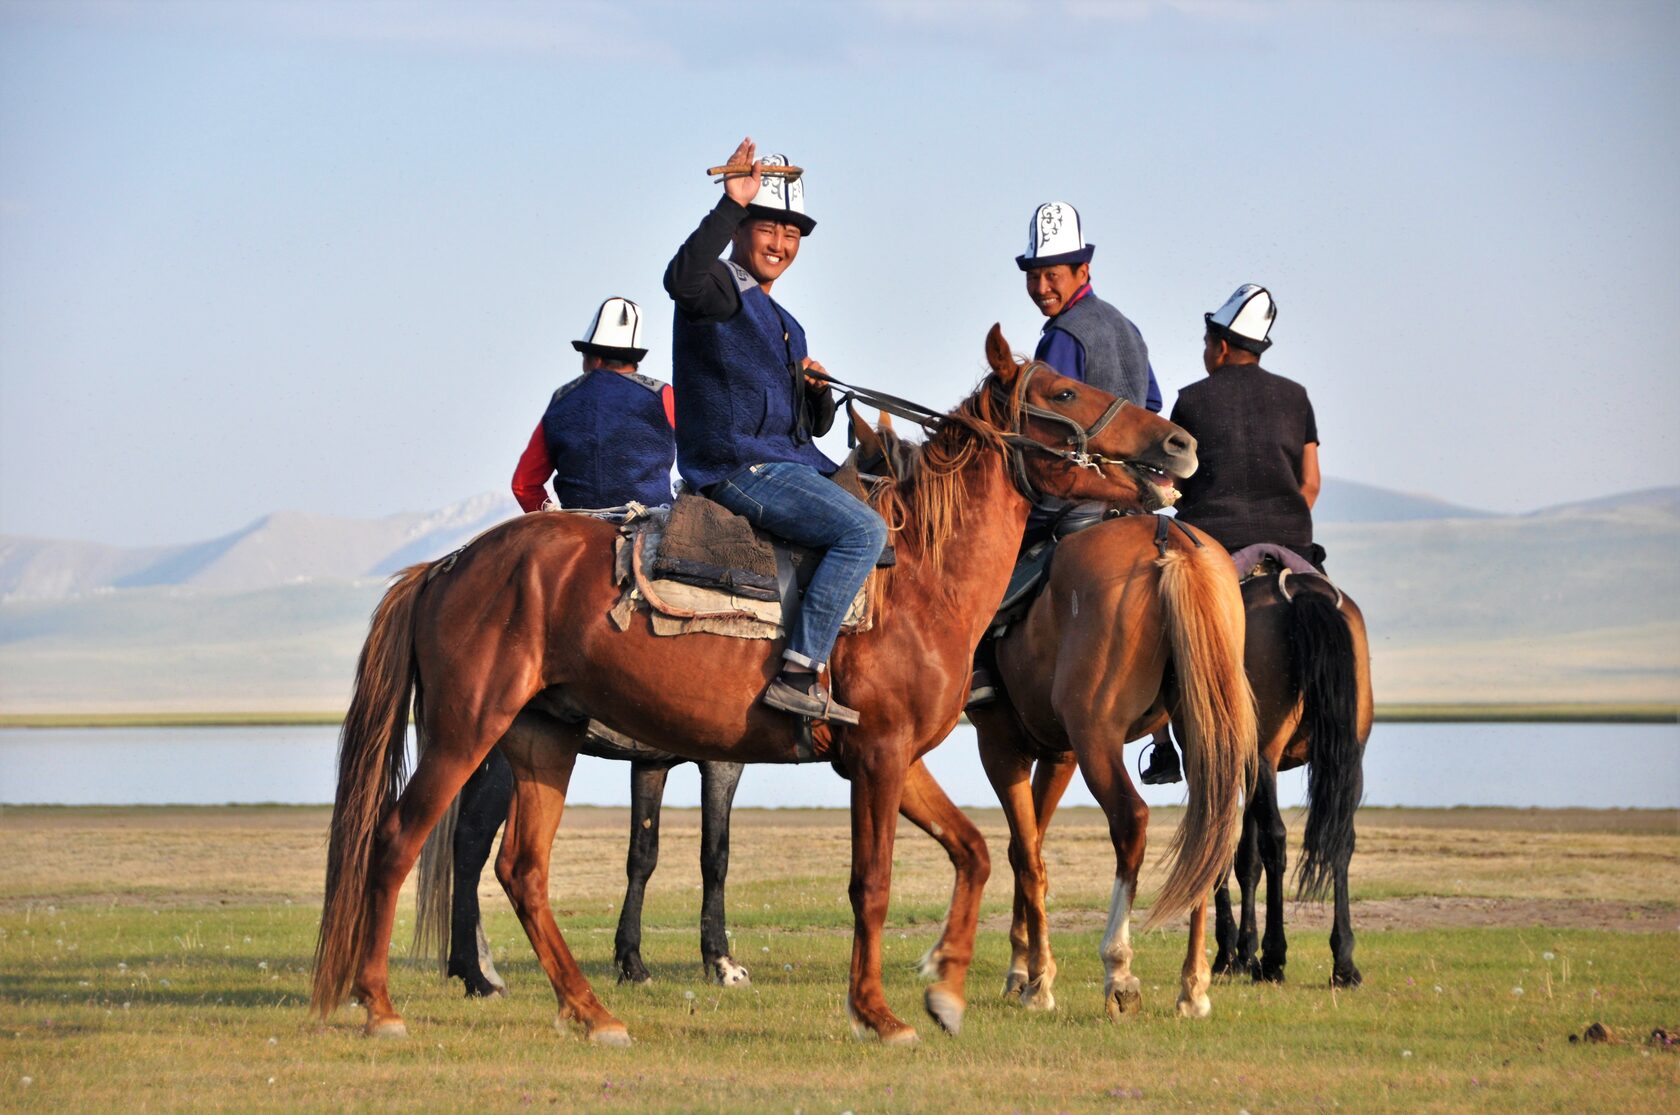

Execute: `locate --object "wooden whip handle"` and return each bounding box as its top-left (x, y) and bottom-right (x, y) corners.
top-left (707, 163), bottom-right (803, 180)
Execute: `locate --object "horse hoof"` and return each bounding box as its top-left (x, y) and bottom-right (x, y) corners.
top-left (1105, 983), bottom-right (1142, 1021)
top-left (925, 986), bottom-right (965, 1035)
top-left (1256, 965), bottom-right (1286, 985)
top-left (1331, 967), bottom-right (1363, 989)
top-left (880, 1026), bottom-right (920, 1047)
top-left (587, 1025), bottom-right (632, 1048)
top-left (1001, 970), bottom-right (1028, 1001)
top-left (1176, 994), bottom-right (1213, 1020)
top-left (1021, 981), bottom-right (1056, 1013)
top-left (365, 1018), bottom-right (408, 1039)
top-left (713, 958), bottom-right (752, 987)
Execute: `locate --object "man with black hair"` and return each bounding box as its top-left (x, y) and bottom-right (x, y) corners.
top-left (663, 137), bottom-right (885, 728)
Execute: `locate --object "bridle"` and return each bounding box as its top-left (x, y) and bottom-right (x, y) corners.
top-left (994, 360), bottom-right (1133, 502)
top-left (818, 361), bottom-right (1142, 503)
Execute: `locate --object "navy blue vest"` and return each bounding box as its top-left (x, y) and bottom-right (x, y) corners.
top-left (670, 262), bottom-right (837, 490)
top-left (540, 370), bottom-right (674, 509)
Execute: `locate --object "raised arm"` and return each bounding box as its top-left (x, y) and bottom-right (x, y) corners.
top-left (663, 137), bottom-right (761, 323)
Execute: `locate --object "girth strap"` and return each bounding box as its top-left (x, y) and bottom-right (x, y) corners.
top-left (1153, 514), bottom-right (1205, 558)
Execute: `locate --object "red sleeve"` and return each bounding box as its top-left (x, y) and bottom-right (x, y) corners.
top-left (661, 383), bottom-right (676, 428)
top-left (511, 423), bottom-right (553, 512)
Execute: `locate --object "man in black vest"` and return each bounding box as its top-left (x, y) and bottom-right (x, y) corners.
top-left (1142, 282), bottom-right (1322, 785)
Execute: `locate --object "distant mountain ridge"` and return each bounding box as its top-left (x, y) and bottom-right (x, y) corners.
top-left (2, 480), bottom-right (1675, 710)
top-left (0, 492), bottom-right (519, 602)
top-left (1, 481), bottom-right (1674, 602)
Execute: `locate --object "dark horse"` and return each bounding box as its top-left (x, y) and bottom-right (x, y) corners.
top-left (1211, 566), bottom-right (1371, 988)
top-left (412, 743), bottom-right (750, 996)
top-left (966, 513), bottom-right (1258, 1019)
top-left (311, 326), bottom-right (1200, 1045)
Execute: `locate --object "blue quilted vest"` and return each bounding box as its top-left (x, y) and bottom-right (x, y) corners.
top-left (540, 370), bottom-right (674, 509)
top-left (670, 262), bottom-right (837, 490)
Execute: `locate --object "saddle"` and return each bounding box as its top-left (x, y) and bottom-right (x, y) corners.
top-left (608, 459), bottom-right (894, 642)
top-left (982, 506), bottom-right (1206, 640)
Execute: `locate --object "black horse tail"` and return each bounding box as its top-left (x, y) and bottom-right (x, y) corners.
top-left (1290, 587), bottom-right (1363, 902)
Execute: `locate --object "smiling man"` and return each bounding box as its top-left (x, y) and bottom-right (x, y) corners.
top-left (663, 137), bottom-right (885, 728)
top-left (1018, 201), bottom-right (1161, 414)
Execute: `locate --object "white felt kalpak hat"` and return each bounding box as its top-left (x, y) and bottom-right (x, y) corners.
top-left (745, 154), bottom-right (816, 236)
top-left (572, 296), bottom-right (648, 363)
top-left (1016, 201), bottom-right (1094, 271)
top-left (1205, 283), bottom-right (1276, 354)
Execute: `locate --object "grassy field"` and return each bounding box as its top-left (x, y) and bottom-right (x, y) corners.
top-left (1, 805), bottom-right (1676, 1112)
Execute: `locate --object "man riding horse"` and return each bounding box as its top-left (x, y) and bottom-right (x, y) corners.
top-left (663, 137), bottom-right (888, 727)
top-left (969, 202), bottom-right (1164, 708)
top-left (1148, 282), bottom-right (1326, 784)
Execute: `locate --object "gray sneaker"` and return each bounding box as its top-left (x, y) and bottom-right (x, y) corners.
top-left (763, 677), bottom-right (862, 726)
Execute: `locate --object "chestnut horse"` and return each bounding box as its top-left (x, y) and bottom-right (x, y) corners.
top-left (310, 325), bottom-right (1200, 1045)
top-left (1211, 568), bottom-right (1371, 988)
top-left (967, 513), bottom-right (1258, 1019)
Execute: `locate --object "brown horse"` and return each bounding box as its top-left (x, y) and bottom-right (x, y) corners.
top-left (310, 325), bottom-right (1199, 1045)
top-left (1212, 567), bottom-right (1372, 988)
top-left (967, 514), bottom-right (1258, 1019)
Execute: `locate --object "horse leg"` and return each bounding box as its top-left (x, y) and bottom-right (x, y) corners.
top-left (1329, 842), bottom-right (1362, 987)
top-left (699, 760), bottom-right (750, 987)
top-left (844, 750), bottom-right (917, 1044)
top-left (353, 730), bottom-right (509, 1037)
top-left (1233, 792), bottom-right (1263, 979)
top-left (898, 758), bottom-right (988, 1035)
top-left (1254, 763), bottom-right (1290, 984)
top-left (973, 719), bottom-right (1043, 1003)
top-left (449, 749), bottom-right (514, 997)
top-left (1211, 865), bottom-right (1237, 977)
top-left (1178, 898), bottom-right (1213, 1019)
top-left (496, 721), bottom-right (630, 1044)
top-left (613, 761), bottom-right (669, 985)
top-left (1073, 746), bottom-right (1149, 1021)
top-left (1017, 751), bottom-right (1077, 1011)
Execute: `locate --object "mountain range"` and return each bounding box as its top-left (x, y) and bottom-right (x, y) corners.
top-left (1, 480), bottom-right (1676, 711)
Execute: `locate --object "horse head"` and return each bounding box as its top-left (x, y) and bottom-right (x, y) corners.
top-left (982, 323), bottom-right (1197, 511)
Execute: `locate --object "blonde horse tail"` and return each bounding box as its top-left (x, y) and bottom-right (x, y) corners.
top-left (411, 770), bottom-right (460, 974)
top-left (311, 563), bottom-right (431, 1017)
top-left (1144, 541), bottom-right (1258, 930)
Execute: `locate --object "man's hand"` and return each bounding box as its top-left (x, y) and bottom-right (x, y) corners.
top-left (721, 136), bottom-right (761, 208)
top-left (801, 357), bottom-right (830, 389)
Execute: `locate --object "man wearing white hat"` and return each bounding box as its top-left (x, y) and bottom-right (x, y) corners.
top-left (1141, 284), bottom-right (1321, 785)
top-left (1018, 201), bottom-right (1161, 414)
top-left (511, 296), bottom-right (676, 513)
top-left (663, 137), bottom-right (885, 727)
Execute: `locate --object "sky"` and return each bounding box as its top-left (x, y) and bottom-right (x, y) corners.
top-left (1, 0), bottom-right (1677, 547)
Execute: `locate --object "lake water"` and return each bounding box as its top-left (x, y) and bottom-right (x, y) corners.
top-left (1, 721), bottom-right (1676, 810)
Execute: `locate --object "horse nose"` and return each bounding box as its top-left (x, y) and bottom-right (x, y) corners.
top-left (1166, 430), bottom-right (1196, 460)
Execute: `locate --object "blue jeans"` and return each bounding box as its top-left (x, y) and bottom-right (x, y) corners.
top-left (710, 461), bottom-right (888, 671)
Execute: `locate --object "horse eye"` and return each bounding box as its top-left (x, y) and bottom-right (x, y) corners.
top-left (1052, 389), bottom-right (1077, 402)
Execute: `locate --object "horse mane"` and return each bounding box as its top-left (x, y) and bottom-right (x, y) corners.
top-left (867, 370), bottom-right (1019, 571)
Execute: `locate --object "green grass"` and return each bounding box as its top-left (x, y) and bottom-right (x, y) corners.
top-left (3, 904), bottom-right (1677, 1112)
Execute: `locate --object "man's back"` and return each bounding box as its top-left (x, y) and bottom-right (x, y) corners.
top-left (1170, 364), bottom-right (1317, 554)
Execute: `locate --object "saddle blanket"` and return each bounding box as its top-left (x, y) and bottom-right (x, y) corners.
top-left (608, 510), bottom-right (874, 641)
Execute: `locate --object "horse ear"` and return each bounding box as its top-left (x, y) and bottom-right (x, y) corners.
top-left (878, 410), bottom-right (894, 431)
top-left (985, 323), bottom-right (1018, 384)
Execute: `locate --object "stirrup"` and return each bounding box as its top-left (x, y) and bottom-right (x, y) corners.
top-left (965, 668), bottom-right (997, 708)
top-left (1138, 738), bottom-right (1183, 786)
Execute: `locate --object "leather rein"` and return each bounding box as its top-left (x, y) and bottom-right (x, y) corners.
top-left (817, 361), bottom-right (1137, 503)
